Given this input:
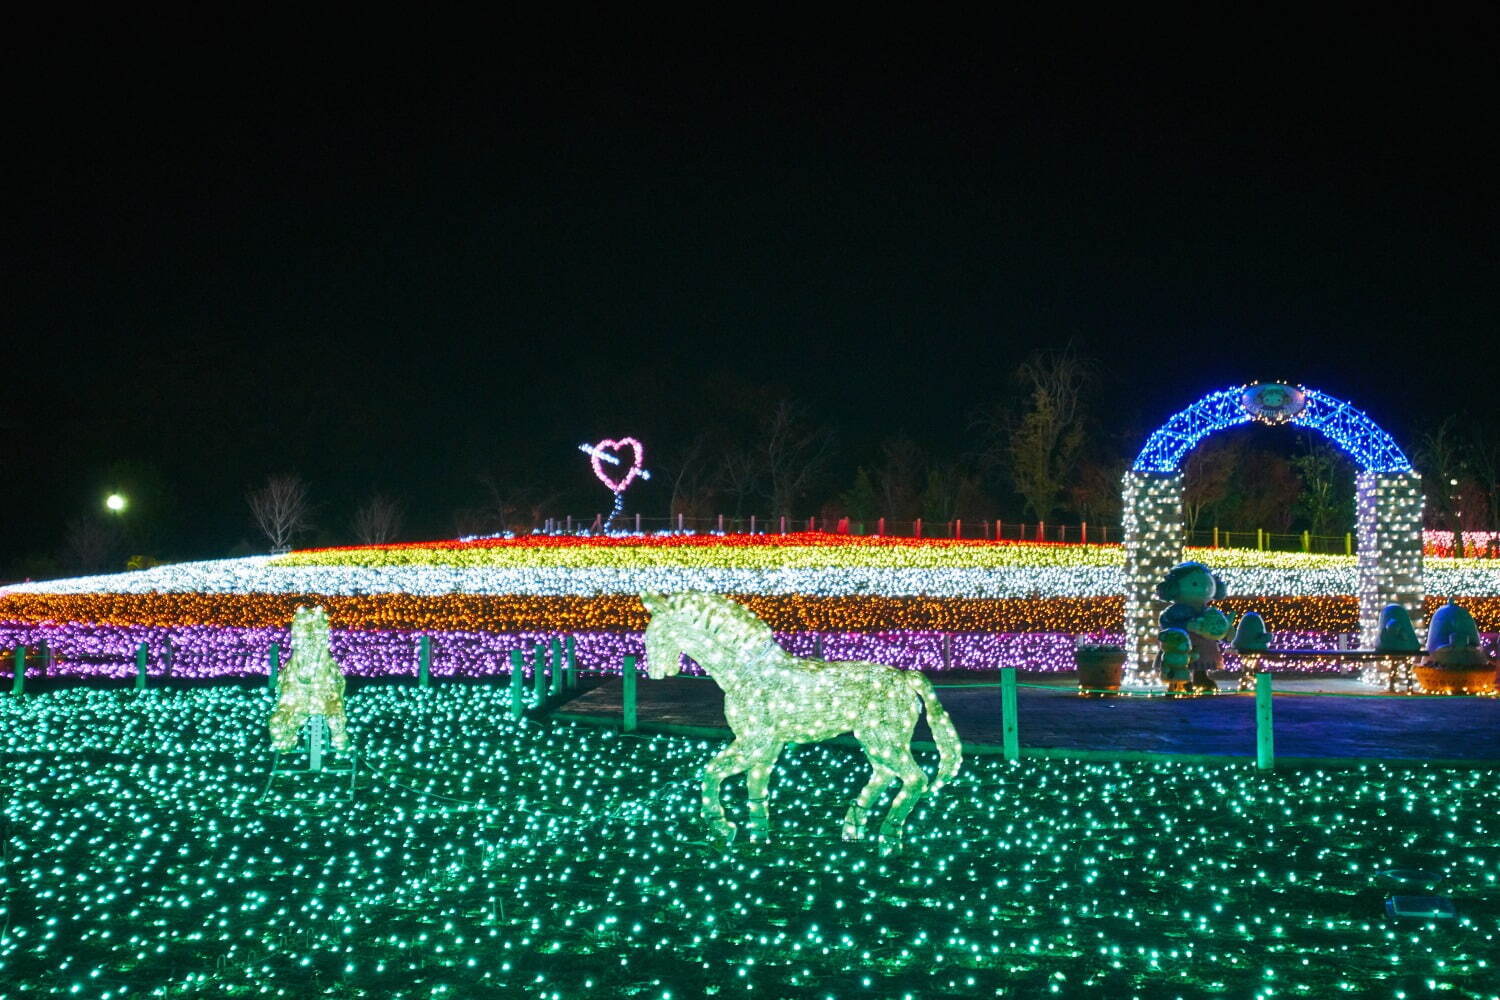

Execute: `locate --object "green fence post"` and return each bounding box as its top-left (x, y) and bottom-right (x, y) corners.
top-left (508, 650), bottom-right (525, 720)
top-left (1000, 667), bottom-right (1019, 761)
top-left (268, 641), bottom-right (281, 690)
top-left (418, 635), bottom-right (431, 688)
top-left (1301, 530), bottom-right (1310, 553)
top-left (549, 637), bottom-right (563, 696)
top-left (1257, 528), bottom-right (1265, 551)
top-left (564, 635), bottom-right (577, 690)
top-left (532, 643), bottom-right (547, 702)
top-left (622, 655), bottom-right (638, 733)
top-left (134, 643), bottom-right (149, 690)
top-left (1255, 672), bottom-right (1274, 770)
top-left (10, 646), bottom-right (25, 696)
top-left (1345, 532), bottom-right (1353, 556)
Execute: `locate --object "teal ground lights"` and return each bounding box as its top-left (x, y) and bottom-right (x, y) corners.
top-left (2, 687), bottom-right (1498, 998)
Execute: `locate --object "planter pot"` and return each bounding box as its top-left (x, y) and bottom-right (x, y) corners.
top-left (1413, 662), bottom-right (1498, 695)
top-left (1074, 646), bottom-right (1127, 696)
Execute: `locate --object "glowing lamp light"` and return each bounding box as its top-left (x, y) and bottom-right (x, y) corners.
top-left (105, 493), bottom-right (127, 512)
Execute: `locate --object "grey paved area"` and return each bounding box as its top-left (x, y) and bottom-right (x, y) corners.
top-left (556, 673), bottom-right (1500, 762)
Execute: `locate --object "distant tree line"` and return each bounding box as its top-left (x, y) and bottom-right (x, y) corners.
top-left (16, 348), bottom-right (1500, 581)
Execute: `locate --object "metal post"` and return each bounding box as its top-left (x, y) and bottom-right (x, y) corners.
top-left (812, 634), bottom-right (823, 659)
top-left (750, 514), bottom-right (756, 534)
top-left (1301, 530), bottom-right (1310, 553)
top-left (876, 517), bottom-right (885, 537)
top-left (1038, 521), bottom-right (1045, 542)
top-left (532, 642), bottom-right (547, 702)
top-left (1213, 525), bottom-right (1219, 548)
top-left (1345, 532), bottom-right (1353, 555)
top-left (635, 512), bottom-right (641, 533)
top-left (1000, 667), bottom-right (1020, 761)
top-left (509, 650), bottom-right (524, 720)
top-left (550, 638), bottom-right (563, 696)
top-left (566, 515), bottom-right (573, 533)
top-left (954, 518), bottom-right (962, 540)
top-left (1081, 521), bottom-right (1088, 545)
top-left (779, 516), bottom-right (787, 534)
top-left (418, 635), bottom-right (431, 688)
top-left (1257, 528), bottom-right (1265, 551)
top-left (565, 635), bottom-right (577, 689)
top-left (10, 646), bottom-right (25, 696)
top-left (914, 518), bottom-right (922, 539)
top-left (268, 641), bottom-right (281, 690)
top-left (135, 643), bottom-right (149, 690)
top-left (677, 513), bottom-right (685, 531)
top-left (621, 654), bottom-right (638, 732)
top-left (162, 636), bottom-right (174, 679)
top-left (941, 633), bottom-right (952, 670)
top-left (1255, 672), bottom-right (1274, 770)
top-left (308, 715), bottom-right (326, 772)
top-left (717, 513), bottom-right (724, 533)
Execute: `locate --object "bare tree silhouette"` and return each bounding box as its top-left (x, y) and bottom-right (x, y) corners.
top-left (247, 474), bottom-right (311, 552)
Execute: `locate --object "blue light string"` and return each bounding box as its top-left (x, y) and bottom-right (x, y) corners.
top-left (1131, 385), bottom-right (1414, 474)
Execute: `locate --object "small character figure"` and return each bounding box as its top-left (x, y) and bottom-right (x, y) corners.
top-left (1425, 600), bottom-right (1488, 667)
top-left (1158, 627), bottom-right (1195, 693)
top-left (1375, 604), bottom-right (1420, 653)
top-left (1156, 561), bottom-right (1232, 692)
top-left (1231, 611), bottom-right (1270, 652)
top-left (268, 605), bottom-right (350, 752)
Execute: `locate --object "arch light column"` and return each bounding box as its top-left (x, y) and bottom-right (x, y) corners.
top-left (1121, 383), bottom-right (1424, 682)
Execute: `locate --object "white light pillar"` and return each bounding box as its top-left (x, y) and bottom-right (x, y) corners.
top-left (1122, 470), bottom-right (1185, 683)
top-left (1356, 472), bottom-right (1424, 647)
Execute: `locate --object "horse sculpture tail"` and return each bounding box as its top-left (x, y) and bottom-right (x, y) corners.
top-left (904, 672), bottom-right (963, 792)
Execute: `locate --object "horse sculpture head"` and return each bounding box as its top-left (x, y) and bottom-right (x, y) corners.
top-left (640, 593), bottom-right (684, 679)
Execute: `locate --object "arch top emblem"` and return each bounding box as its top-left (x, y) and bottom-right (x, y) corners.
top-left (1130, 382), bottom-right (1414, 475)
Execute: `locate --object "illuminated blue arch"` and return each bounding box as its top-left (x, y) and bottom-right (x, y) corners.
top-left (1131, 383), bottom-right (1414, 474)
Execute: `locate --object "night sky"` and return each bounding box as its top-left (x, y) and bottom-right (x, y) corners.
top-left (6, 16), bottom-right (1499, 571)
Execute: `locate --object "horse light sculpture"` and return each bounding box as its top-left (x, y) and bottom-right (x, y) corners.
top-left (640, 592), bottom-right (961, 852)
top-left (268, 605), bottom-right (350, 752)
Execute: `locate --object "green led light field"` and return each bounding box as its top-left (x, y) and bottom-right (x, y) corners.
top-left (3, 687), bottom-right (1497, 998)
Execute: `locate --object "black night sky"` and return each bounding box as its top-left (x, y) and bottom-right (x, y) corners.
top-left (5, 15), bottom-right (1499, 575)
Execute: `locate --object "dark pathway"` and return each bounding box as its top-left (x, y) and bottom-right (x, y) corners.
top-left (555, 673), bottom-right (1500, 763)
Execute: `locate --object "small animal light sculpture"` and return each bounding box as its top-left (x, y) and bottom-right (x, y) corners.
top-left (640, 592), bottom-right (961, 852)
top-left (1156, 561), bottom-right (1233, 692)
top-left (268, 605), bottom-right (350, 752)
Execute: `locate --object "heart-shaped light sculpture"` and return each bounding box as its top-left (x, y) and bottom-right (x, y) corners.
top-left (587, 437), bottom-right (646, 493)
top-left (579, 437), bottom-right (651, 531)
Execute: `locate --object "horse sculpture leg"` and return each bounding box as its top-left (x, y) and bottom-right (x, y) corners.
top-left (744, 744), bottom-right (784, 841)
top-left (842, 759), bottom-right (896, 842)
top-left (862, 738), bottom-right (929, 854)
top-left (701, 737), bottom-right (770, 844)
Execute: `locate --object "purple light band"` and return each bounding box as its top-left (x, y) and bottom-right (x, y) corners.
top-left (0, 623), bottom-right (1381, 679)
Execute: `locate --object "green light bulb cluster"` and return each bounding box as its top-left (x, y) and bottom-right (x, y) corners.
top-left (1, 686), bottom-right (1497, 998)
